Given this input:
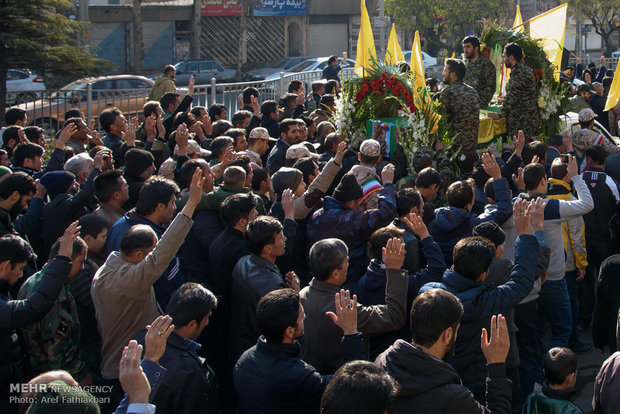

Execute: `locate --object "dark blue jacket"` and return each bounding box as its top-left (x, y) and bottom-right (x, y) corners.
top-left (422, 234), bottom-right (539, 399)
top-left (234, 334), bottom-right (364, 414)
top-left (106, 210), bottom-right (183, 310)
top-left (266, 138), bottom-right (289, 175)
top-left (428, 177), bottom-right (512, 265)
top-left (307, 183), bottom-right (397, 290)
top-left (182, 209), bottom-right (223, 287)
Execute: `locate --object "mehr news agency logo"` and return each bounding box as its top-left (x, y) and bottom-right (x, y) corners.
top-left (10, 383), bottom-right (113, 405)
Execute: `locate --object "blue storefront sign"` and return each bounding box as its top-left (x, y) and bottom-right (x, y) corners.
top-left (252, 0), bottom-right (307, 16)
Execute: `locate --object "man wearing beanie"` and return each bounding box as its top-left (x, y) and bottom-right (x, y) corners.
top-left (307, 163), bottom-right (397, 290)
top-left (122, 148), bottom-right (156, 211)
top-left (350, 139), bottom-right (383, 210)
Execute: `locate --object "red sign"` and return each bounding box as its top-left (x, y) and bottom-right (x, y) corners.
top-left (201, 0), bottom-right (247, 16)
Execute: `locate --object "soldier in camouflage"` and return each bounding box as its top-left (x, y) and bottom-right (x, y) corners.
top-left (439, 59), bottom-right (480, 154)
top-left (489, 43), bottom-right (541, 140)
top-left (463, 36), bottom-right (497, 108)
top-left (18, 238), bottom-right (89, 383)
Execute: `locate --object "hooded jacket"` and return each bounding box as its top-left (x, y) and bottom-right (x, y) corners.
top-left (523, 386), bottom-right (582, 414)
top-left (428, 178), bottom-right (512, 266)
top-left (375, 340), bottom-right (511, 413)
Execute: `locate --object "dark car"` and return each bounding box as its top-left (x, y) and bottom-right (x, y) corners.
top-left (173, 59), bottom-right (238, 86)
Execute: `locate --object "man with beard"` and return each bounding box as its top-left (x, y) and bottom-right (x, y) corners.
top-left (375, 289), bottom-right (512, 413)
top-left (439, 59), bottom-right (480, 157)
top-left (463, 36), bottom-right (496, 108)
top-left (0, 172), bottom-right (37, 237)
top-left (488, 43), bottom-right (541, 141)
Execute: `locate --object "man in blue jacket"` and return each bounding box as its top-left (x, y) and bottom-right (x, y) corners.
top-left (423, 197), bottom-right (544, 402)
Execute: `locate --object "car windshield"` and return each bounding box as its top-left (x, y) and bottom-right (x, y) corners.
top-left (273, 58), bottom-right (289, 68)
top-left (49, 81), bottom-right (87, 99)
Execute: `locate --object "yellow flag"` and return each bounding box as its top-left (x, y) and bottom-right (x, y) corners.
top-left (385, 24), bottom-right (405, 65)
top-left (605, 64), bottom-right (620, 111)
top-left (354, 0), bottom-right (376, 77)
top-left (513, 5), bottom-right (524, 33)
top-left (410, 31), bottom-right (439, 132)
top-left (529, 3), bottom-right (567, 81)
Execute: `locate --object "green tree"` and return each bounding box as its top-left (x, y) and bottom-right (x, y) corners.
top-left (385, 0), bottom-right (511, 53)
top-left (0, 0), bottom-right (115, 125)
top-left (568, 0), bottom-right (620, 56)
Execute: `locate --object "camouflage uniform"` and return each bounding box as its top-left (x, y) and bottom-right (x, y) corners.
top-left (498, 61), bottom-right (541, 140)
top-left (439, 81), bottom-right (480, 153)
top-left (18, 271), bottom-right (85, 381)
top-left (464, 56), bottom-right (497, 108)
top-left (572, 128), bottom-right (620, 159)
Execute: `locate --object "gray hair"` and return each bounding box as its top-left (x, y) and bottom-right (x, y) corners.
top-left (64, 153), bottom-right (94, 177)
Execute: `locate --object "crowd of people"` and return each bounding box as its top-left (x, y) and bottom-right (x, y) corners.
top-left (0, 41), bottom-right (619, 414)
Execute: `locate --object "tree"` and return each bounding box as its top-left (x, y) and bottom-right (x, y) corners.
top-left (385, 0), bottom-right (512, 53)
top-left (0, 0), bottom-right (115, 125)
top-left (568, 0), bottom-right (620, 56)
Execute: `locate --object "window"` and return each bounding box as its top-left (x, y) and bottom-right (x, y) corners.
top-left (199, 61), bottom-right (215, 72)
top-left (7, 70), bottom-right (28, 80)
top-left (116, 79), bottom-right (151, 89)
top-left (93, 80), bottom-right (116, 90)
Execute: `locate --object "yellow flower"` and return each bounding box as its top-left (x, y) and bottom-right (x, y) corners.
top-left (538, 97), bottom-right (546, 108)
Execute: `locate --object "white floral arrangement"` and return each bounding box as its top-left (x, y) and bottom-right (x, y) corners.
top-left (538, 78), bottom-right (563, 121)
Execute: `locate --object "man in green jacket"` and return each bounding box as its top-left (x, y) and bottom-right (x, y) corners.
top-left (149, 64), bottom-right (176, 101)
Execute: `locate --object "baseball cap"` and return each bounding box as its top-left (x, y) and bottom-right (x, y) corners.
top-left (286, 143), bottom-right (320, 160)
top-left (591, 82), bottom-right (604, 95)
top-left (174, 140), bottom-right (212, 157)
top-left (249, 127), bottom-right (277, 141)
top-left (578, 107), bottom-right (597, 122)
top-left (359, 139), bottom-right (381, 157)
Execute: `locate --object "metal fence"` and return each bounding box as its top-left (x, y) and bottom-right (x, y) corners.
top-left (7, 68), bottom-right (356, 135)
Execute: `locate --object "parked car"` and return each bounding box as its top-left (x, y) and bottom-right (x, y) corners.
top-left (402, 50), bottom-right (438, 68)
top-left (13, 74), bottom-right (155, 133)
top-left (264, 57), bottom-right (356, 80)
top-left (245, 57), bottom-right (312, 80)
top-left (173, 59), bottom-right (238, 86)
top-left (6, 69), bottom-right (46, 105)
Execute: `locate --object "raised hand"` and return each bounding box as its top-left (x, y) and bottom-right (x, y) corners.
top-left (182, 167), bottom-right (206, 216)
top-left (144, 315), bottom-right (174, 364)
top-left (285, 271), bottom-right (300, 292)
top-left (281, 188), bottom-right (295, 220)
top-left (512, 198), bottom-right (532, 235)
top-left (566, 154), bottom-right (578, 178)
top-left (57, 123), bottom-right (77, 149)
top-left (382, 237), bottom-right (405, 270)
top-left (481, 152), bottom-right (501, 179)
top-left (525, 196), bottom-right (547, 232)
top-left (403, 212), bottom-right (430, 239)
top-left (334, 140), bottom-right (347, 165)
top-left (481, 314), bottom-right (510, 364)
top-left (512, 167), bottom-right (524, 191)
top-left (58, 221), bottom-right (81, 258)
top-left (144, 114), bottom-right (157, 140)
top-left (188, 75), bottom-right (195, 97)
top-left (514, 130), bottom-right (525, 156)
top-left (381, 163), bottom-right (395, 184)
top-left (326, 289), bottom-right (358, 335)
top-left (119, 340), bottom-right (150, 404)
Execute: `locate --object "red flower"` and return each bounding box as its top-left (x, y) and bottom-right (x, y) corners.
top-left (381, 72), bottom-right (388, 81)
top-left (388, 76), bottom-right (397, 85)
top-left (371, 79), bottom-right (382, 90)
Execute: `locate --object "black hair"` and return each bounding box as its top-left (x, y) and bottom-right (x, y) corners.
top-left (550, 159), bottom-right (568, 180)
top-left (2, 126), bottom-right (21, 148)
top-left (586, 144), bottom-right (606, 165)
top-left (4, 108), bottom-right (26, 126)
top-left (135, 176), bottom-right (179, 216)
top-left (523, 141), bottom-right (548, 164)
top-left (49, 236), bottom-right (87, 260)
top-left (446, 179), bottom-right (474, 208)
top-left (208, 103), bottom-right (227, 121)
top-left (320, 361), bottom-right (398, 414)
top-left (177, 159), bottom-right (207, 190)
top-left (257, 288), bottom-right (299, 343)
top-left (64, 109), bottom-right (83, 120)
top-left (190, 106), bottom-right (206, 119)
top-left (0, 172), bottom-right (36, 199)
top-left (12, 142), bottom-right (44, 167)
top-left (446, 59), bottom-right (467, 81)
top-left (415, 167), bottom-right (442, 188)
top-left (360, 153), bottom-right (380, 166)
top-left (426, 78), bottom-right (439, 90)
top-left (231, 110), bottom-right (252, 127)
top-left (410, 289), bottom-right (463, 347)
top-left (261, 100), bottom-right (278, 117)
top-left (0, 234), bottom-right (36, 265)
top-left (143, 101), bottom-right (161, 118)
top-left (523, 163), bottom-right (547, 191)
top-left (94, 169), bottom-right (124, 203)
top-left (78, 214), bottom-right (109, 239)
top-left (279, 93), bottom-right (298, 109)
top-left (120, 224), bottom-right (157, 255)
top-left (160, 93), bottom-right (180, 110)
top-left (504, 42), bottom-right (523, 61)
top-left (245, 216), bottom-right (282, 255)
top-left (293, 157), bottom-right (318, 185)
top-left (299, 115), bottom-right (314, 128)
top-left (228, 155), bottom-right (251, 176)
top-left (325, 80), bottom-right (339, 95)
top-left (251, 168), bottom-right (269, 192)
top-left (323, 132), bottom-right (341, 152)
top-left (23, 126), bottom-right (44, 144)
top-left (64, 117), bottom-right (85, 129)
top-left (327, 55), bottom-right (338, 65)
top-left (165, 282), bottom-right (217, 327)
top-left (320, 94), bottom-right (336, 109)
top-left (221, 193), bottom-right (257, 228)
top-left (211, 120), bottom-right (233, 138)
top-left (369, 227), bottom-right (405, 261)
top-left (484, 177), bottom-right (496, 201)
top-left (544, 347), bottom-right (577, 385)
top-left (453, 236), bottom-right (495, 280)
top-left (288, 80), bottom-right (304, 93)
top-left (312, 81), bottom-right (326, 93)
top-left (172, 112), bottom-right (196, 130)
top-left (99, 107), bottom-right (122, 133)
top-left (242, 87), bottom-right (259, 105)
top-left (396, 188), bottom-right (423, 217)
top-left (163, 64), bottom-right (175, 76)
top-left (309, 238), bottom-right (348, 281)
top-left (279, 118), bottom-right (299, 138)
top-left (210, 136), bottom-right (234, 160)
top-left (225, 128), bottom-right (247, 142)
top-left (462, 35), bottom-right (480, 49)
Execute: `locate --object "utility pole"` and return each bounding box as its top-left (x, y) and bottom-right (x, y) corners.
top-left (374, 0), bottom-right (390, 59)
top-left (575, 4), bottom-right (582, 59)
top-left (192, 0), bottom-right (201, 59)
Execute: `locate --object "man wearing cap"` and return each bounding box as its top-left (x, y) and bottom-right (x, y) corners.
top-left (247, 127), bottom-right (277, 168)
top-left (307, 164), bottom-right (397, 290)
top-left (174, 139), bottom-right (211, 160)
top-left (284, 142), bottom-right (319, 167)
top-left (122, 148), bottom-right (156, 211)
top-left (350, 139), bottom-right (383, 210)
top-left (572, 108), bottom-right (619, 165)
top-left (567, 83), bottom-right (595, 114)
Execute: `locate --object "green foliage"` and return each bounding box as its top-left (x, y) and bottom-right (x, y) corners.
top-left (567, 0), bottom-right (620, 54)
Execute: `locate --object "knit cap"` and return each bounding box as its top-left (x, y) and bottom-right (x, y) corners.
top-left (272, 167), bottom-right (303, 196)
top-left (333, 172), bottom-right (364, 202)
top-left (472, 221), bottom-right (506, 247)
top-left (40, 171), bottom-right (75, 199)
top-left (124, 148), bottom-right (154, 177)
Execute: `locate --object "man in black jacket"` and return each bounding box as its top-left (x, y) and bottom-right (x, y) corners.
top-left (0, 225), bottom-right (79, 413)
top-left (135, 283), bottom-right (219, 414)
top-left (375, 288), bottom-right (513, 414)
top-left (234, 288), bottom-right (364, 414)
top-left (266, 119), bottom-right (300, 174)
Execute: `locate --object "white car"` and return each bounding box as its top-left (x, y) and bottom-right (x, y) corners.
top-left (264, 57), bottom-right (356, 80)
top-left (402, 50), bottom-right (438, 68)
top-left (6, 69), bottom-right (46, 104)
top-left (561, 111), bottom-right (619, 144)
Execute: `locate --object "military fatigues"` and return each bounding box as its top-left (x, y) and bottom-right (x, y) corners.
top-left (498, 61), bottom-right (541, 140)
top-left (572, 129), bottom-right (620, 159)
top-left (440, 81), bottom-right (480, 153)
top-left (464, 56), bottom-right (497, 108)
top-left (18, 271), bottom-right (85, 381)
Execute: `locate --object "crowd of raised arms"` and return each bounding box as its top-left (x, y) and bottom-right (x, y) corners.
top-left (1, 44), bottom-right (620, 414)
